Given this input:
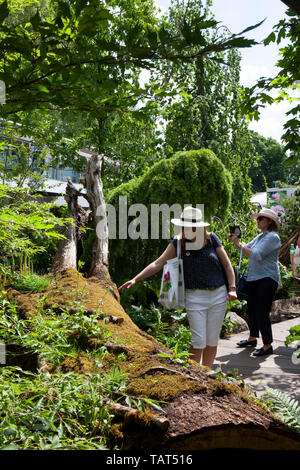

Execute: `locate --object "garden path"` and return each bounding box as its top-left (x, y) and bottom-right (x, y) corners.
top-left (214, 317), bottom-right (300, 402)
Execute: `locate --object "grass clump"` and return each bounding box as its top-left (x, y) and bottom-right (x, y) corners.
top-left (0, 367), bottom-right (121, 449)
top-left (11, 273), bottom-right (52, 293)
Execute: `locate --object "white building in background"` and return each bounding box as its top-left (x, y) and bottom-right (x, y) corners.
top-left (250, 191), bottom-right (267, 208)
top-left (0, 130), bottom-right (94, 208)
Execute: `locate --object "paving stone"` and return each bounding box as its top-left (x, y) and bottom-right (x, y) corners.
top-left (214, 317), bottom-right (300, 401)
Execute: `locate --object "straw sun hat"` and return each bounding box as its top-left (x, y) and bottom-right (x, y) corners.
top-left (171, 206), bottom-right (210, 228)
top-left (253, 207), bottom-right (280, 227)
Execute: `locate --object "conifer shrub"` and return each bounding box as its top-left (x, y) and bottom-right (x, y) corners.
top-left (106, 149), bottom-right (232, 290)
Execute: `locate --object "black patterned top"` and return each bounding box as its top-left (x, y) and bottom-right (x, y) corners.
top-left (171, 232), bottom-right (226, 289)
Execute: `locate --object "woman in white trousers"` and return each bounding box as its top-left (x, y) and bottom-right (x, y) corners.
top-left (119, 206), bottom-right (237, 368)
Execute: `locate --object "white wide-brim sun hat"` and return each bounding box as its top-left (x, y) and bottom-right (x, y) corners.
top-left (253, 207), bottom-right (280, 227)
top-left (171, 206), bottom-right (210, 228)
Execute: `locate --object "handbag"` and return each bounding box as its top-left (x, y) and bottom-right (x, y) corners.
top-left (234, 246), bottom-right (248, 299)
top-left (158, 236), bottom-right (185, 310)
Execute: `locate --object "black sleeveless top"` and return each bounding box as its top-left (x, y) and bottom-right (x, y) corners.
top-left (171, 232), bottom-right (226, 289)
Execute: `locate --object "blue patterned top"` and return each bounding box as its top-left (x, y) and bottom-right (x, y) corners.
top-left (171, 232), bottom-right (226, 289)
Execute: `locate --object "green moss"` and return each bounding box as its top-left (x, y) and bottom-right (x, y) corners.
top-left (125, 371), bottom-right (199, 401)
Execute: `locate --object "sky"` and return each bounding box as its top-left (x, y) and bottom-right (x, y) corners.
top-left (155, 0), bottom-right (295, 144)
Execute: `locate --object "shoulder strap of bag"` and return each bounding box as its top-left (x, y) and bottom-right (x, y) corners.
top-left (238, 245), bottom-right (243, 270)
top-left (176, 235), bottom-right (181, 259)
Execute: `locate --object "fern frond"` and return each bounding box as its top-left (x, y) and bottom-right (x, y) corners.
top-left (264, 385), bottom-right (300, 432)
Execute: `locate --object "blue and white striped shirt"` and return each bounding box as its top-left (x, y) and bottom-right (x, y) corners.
top-left (244, 230), bottom-right (281, 283)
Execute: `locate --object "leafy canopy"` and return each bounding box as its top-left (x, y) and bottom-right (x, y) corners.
top-left (0, 0), bottom-right (261, 118)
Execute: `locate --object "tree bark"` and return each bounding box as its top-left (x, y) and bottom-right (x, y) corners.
top-left (51, 153), bottom-right (111, 281)
top-left (51, 178), bottom-right (79, 274)
top-left (280, 0), bottom-right (300, 15)
top-left (80, 153), bottom-right (110, 280)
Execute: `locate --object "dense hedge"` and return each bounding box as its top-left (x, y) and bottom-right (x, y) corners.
top-left (106, 149), bottom-right (232, 288)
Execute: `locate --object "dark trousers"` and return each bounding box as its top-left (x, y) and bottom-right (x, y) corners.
top-left (246, 277), bottom-right (278, 345)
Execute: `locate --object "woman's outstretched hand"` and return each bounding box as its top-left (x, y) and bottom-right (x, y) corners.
top-left (227, 289), bottom-right (238, 301)
top-left (118, 279), bottom-right (136, 291)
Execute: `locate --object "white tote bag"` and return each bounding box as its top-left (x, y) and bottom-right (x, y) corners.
top-left (158, 236), bottom-right (185, 310)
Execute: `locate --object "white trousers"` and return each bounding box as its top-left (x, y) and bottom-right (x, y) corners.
top-left (185, 285), bottom-right (227, 349)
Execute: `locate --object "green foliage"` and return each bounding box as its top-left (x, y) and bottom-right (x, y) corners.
top-left (248, 131), bottom-right (292, 193)
top-left (231, 299), bottom-right (248, 314)
top-left (0, 0), bottom-right (259, 119)
top-left (0, 284), bottom-right (166, 450)
top-left (279, 188), bottom-right (300, 241)
top-left (0, 120), bottom-right (51, 189)
top-left (285, 324), bottom-right (300, 348)
top-left (275, 262), bottom-right (296, 300)
top-left (241, 9), bottom-right (300, 153)
top-left (0, 184), bottom-right (72, 270)
top-left (0, 301), bottom-right (109, 366)
top-left (126, 301), bottom-right (191, 365)
top-left (151, 0), bottom-right (255, 212)
top-left (0, 368), bottom-right (114, 449)
top-left (285, 323), bottom-right (300, 364)
top-left (10, 272), bottom-right (52, 293)
top-left (263, 386), bottom-right (300, 433)
top-left (107, 148), bottom-right (232, 287)
top-left (221, 311), bottom-right (236, 337)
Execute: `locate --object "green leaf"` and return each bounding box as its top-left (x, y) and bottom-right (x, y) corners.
top-left (197, 20), bottom-right (218, 29)
top-left (0, 0), bottom-right (9, 24)
top-left (57, 0), bottom-right (72, 19)
top-left (30, 10), bottom-right (41, 30)
top-left (222, 37), bottom-right (257, 49)
top-left (147, 31), bottom-right (158, 49)
top-left (37, 84), bottom-right (50, 94)
top-left (264, 32), bottom-right (276, 46)
top-left (181, 21), bottom-right (192, 44)
top-left (236, 18), bottom-right (266, 36)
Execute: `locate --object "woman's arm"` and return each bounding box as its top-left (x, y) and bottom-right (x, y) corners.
top-left (215, 245), bottom-right (237, 301)
top-left (118, 243), bottom-right (176, 290)
top-left (229, 234), bottom-right (252, 258)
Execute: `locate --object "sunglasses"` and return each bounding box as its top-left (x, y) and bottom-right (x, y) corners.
top-left (257, 216), bottom-right (265, 221)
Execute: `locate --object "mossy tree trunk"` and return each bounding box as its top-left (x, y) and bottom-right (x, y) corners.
top-left (80, 153), bottom-right (110, 280)
top-left (51, 153), bottom-right (110, 281)
top-left (51, 178), bottom-right (79, 274)
top-left (10, 268), bottom-right (300, 450)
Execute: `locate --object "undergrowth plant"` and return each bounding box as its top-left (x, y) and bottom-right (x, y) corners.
top-left (11, 273), bottom-right (52, 293)
top-left (263, 386), bottom-right (300, 433)
top-left (0, 302), bottom-right (113, 367)
top-left (126, 303), bottom-right (191, 357)
top-left (285, 324), bottom-right (300, 363)
top-left (0, 368), bottom-right (116, 449)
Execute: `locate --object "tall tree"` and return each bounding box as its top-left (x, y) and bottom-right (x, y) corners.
top-left (248, 131), bottom-right (288, 193)
top-left (152, 0), bottom-right (255, 212)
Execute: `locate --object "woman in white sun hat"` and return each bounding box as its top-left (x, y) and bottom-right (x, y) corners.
top-left (119, 206), bottom-right (237, 368)
top-left (229, 207), bottom-right (281, 357)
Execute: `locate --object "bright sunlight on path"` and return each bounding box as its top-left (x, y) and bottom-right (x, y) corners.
top-left (214, 318), bottom-right (300, 402)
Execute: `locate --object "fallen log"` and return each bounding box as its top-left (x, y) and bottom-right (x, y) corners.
top-left (10, 268), bottom-right (300, 451)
